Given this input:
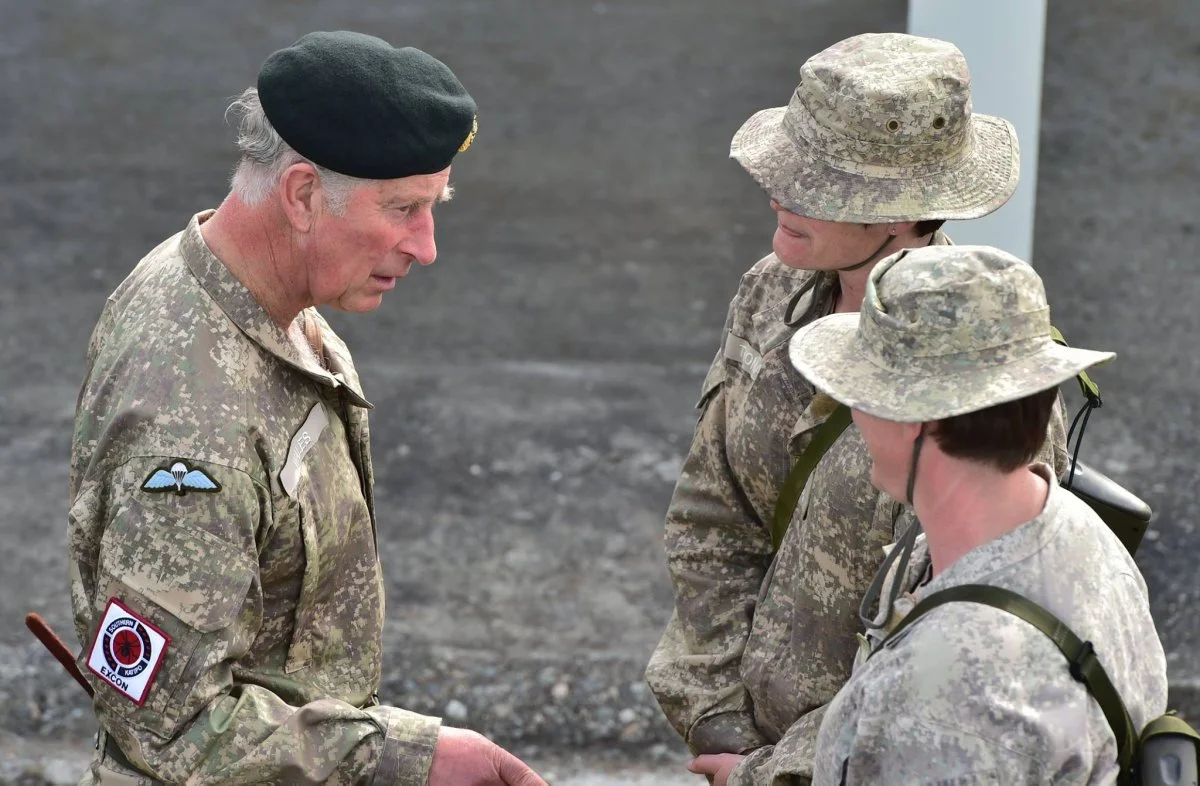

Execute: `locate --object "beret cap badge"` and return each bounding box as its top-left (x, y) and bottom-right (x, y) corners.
top-left (458, 116), bottom-right (478, 153)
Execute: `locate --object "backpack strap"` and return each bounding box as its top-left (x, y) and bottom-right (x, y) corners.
top-left (770, 404), bottom-right (852, 550)
top-left (880, 583), bottom-right (1138, 783)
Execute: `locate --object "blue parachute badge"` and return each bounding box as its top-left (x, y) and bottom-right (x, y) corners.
top-left (141, 461), bottom-right (221, 496)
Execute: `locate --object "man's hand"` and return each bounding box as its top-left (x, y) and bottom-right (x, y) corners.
top-left (687, 753), bottom-right (745, 786)
top-left (428, 726), bottom-right (548, 786)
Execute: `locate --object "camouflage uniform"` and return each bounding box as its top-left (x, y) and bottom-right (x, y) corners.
top-left (645, 35), bottom-right (1065, 785)
top-left (69, 212), bottom-right (439, 784)
top-left (644, 248), bottom-right (1069, 784)
top-left (811, 475), bottom-right (1168, 784)
top-left (786, 246), bottom-right (1167, 784)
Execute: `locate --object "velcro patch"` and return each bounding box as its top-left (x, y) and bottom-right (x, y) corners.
top-left (280, 401), bottom-right (328, 498)
top-left (724, 332), bottom-right (764, 380)
top-left (86, 598), bottom-right (170, 706)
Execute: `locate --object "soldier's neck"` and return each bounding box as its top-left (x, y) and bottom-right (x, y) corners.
top-left (911, 454), bottom-right (1050, 576)
top-left (199, 198), bottom-right (309, 331)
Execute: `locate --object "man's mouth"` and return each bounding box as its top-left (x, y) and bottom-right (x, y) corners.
top-left (372, 260), bottom-right (413, 287)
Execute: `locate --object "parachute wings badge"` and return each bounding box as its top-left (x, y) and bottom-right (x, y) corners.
top-left (141, 461), bottom-right (220, 496)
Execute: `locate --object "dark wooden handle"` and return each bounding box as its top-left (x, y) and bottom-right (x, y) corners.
top-left (25, 612), bottom-right (94, 698)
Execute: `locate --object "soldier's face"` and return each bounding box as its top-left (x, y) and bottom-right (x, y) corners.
top-left (770, 201), bottom-right (892, 271)
top-left (307, 167), bottom-right (452, 312)
top-left (851, 408), bottom-right (920, 498)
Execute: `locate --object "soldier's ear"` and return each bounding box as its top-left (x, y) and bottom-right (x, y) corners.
top-left (278, 161), bottom-right (321, 233)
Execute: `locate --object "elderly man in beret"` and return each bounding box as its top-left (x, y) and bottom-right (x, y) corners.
top-left (645, 33), bottom-right (1070, 785)
top-left (67, 31), bottom-right (542, 786)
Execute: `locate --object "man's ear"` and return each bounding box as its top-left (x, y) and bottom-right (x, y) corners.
top-left (891, 221), bottom-right (919, 238)
top-left (278, 162), bottom-right (321, 232)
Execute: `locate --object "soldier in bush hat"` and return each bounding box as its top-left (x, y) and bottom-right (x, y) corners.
top-left (787, 245), bottom-right (1166, 782)
top-left (645, 33), bottom-right (1070, 785)
top-left (68, 31), bottom-right (544, 785)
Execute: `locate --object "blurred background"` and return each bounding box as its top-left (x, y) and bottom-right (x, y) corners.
top-left (1, 1), bottom-right (1197, 782)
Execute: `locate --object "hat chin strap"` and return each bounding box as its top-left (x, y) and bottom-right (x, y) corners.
top-left (859, 424), bottom-right (927, 632)
top-left (836, 232), bottom-right (896, 272)
top-left (905, 425), bottom-right (926, 506)
top-left (836, 223), bottom-right (939, 273)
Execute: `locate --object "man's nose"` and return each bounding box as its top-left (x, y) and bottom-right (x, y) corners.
top-left (404, 209), bottom-right (438, 266)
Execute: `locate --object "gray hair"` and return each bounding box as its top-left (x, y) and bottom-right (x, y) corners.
top-left (226, 88), bottom-right (364, 214)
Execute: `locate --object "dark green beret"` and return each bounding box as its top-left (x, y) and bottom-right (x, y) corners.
top-left (257, 30), bottom-right (477, 179)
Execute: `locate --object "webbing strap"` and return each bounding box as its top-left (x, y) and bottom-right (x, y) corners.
top-left (881, 584), bottom-right (1137, 783)
top-left (1050, 326), bottom-right (1102, 403)
top-left (771, 404), bottom-right (852, 550)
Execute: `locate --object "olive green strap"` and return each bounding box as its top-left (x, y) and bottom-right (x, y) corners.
top-left (771, 404), bottom-right (852, 551)
top-left (882, 584), bottom-right (1137, 784)
top-left (1050, 326), bottom-right (1102, 402)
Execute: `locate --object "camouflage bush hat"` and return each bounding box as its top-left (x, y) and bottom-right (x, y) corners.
top-left (787, 245), bottom-right (1114, 423)
top-left (731, 33), bottom-right (1019, 223)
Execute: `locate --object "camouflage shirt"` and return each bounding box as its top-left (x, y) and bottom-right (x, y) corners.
top-left (68, 212), bottom-right (440, 785)
top-left (645, 237), bottom-right (1071, 784)
top-left (812, 466), bottom-right (1168, 784)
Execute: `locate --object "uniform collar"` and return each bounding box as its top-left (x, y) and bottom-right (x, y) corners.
top-left (179, 211), bottom-right (373, 409)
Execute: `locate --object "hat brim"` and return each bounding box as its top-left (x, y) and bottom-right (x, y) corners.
top-left (788, 314), bottom-right (1115, 423)
top-left (730, 107), bottom-right (1019, 223)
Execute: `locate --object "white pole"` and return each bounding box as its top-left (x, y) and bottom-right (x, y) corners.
top-left (907, 0), bottom-right (1048, 263)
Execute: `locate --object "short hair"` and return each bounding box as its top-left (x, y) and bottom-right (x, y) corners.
top-left (930, 386), bottom-right (1060, 472)
top-left (914, 219), bottom-right (946, 237)
top-left (225, 87), bottom-right (364, 214)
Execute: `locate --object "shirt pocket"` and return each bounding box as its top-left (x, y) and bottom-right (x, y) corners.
top-left (91, 499), bottom-right (255, 737)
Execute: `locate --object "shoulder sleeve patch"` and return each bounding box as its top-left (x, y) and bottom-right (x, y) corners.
top-left (86, 597), bottom-right (171, 706)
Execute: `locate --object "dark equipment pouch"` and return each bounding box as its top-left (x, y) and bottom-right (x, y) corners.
top-left (1062, 458), bottom-right (1152, 556)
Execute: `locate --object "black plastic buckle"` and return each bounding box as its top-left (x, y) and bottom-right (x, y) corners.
top-left (1069, 640), bottom-right (1097, 682)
